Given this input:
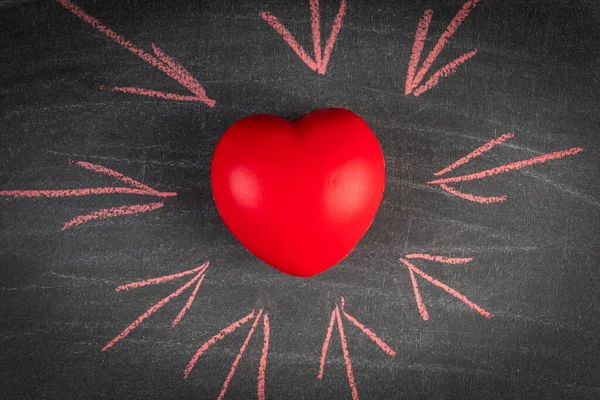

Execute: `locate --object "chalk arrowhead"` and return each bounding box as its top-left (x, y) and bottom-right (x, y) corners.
top-left (405, 1), bottom-right (479, 96)
top-left (56, 0), bottom-right (215, 105)
top-left (260, 0), bottom-right (347, 74)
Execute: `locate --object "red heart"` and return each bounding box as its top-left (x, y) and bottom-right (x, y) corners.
top-left (211, 108), bottom-right (385, 277)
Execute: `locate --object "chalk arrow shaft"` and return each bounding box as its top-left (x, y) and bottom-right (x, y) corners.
top-left (257, 314), bottom-right (270, 400)
top-left (0, 187), bottom-right (175, 198)
top-left (405, 9), bottom-right (433, 94)
top-left (335, 307), bottom-right (359, 400)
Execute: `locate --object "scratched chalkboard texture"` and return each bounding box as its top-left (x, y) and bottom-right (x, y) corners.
top-left (1, 0), bottom-right (599, 399)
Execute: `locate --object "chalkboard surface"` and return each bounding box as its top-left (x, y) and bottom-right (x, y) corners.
top-left (1, 0), bottom-right (599, 399)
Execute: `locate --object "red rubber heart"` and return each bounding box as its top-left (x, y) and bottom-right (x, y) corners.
top-left (211, 108), bottom-right (385, 277)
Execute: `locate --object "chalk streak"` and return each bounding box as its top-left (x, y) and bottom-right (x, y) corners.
top-left (439, 184), bottom-right (507, 204)
top-left (56, 0), bottom-right (214, 106)
top-left (56, 0), bottom-right (153, 64)
top-left (259, 11), bottom-right (319, 71)
top-left (407, 263), bottom-right (429, 321)
top-left (404, 254), bottom-right (473, 264)
top-left (151, 43), bottom-right (212, 101)
top-left (171, 272), bottom-right (207, 327)
top-left (217, 309), bottom-right (264, 400)
top-left (310, 0), bottom-right (322, 68)
top-left (0, 187), bottom-right (166, 198)
top-left (75, 161), bottom-right (157, 194)
top-left (406, 9), bottom-right (433, 95)
top-left (258, 313), bottom-right (270, 400)
top-left (335, 307), bottom-right (359, 400)
top-left (319, 0), bottom-right (347, 74)
top-left (102, 270), bottom-right (203, 351)
top-left (413, 49), bottom-right (477, 96)
top-left (184, 311), bottom-right (256, 378)
top-left (411, 0), bottom-right (480, 90)
top-left (399, 258), bottom-right (493, 318)
top-left (260, 0), bottom-right (346, 74)
top-left (342, 311), bottom-right (396, 357)
top-left (0, 161), bottom-right (176, 200)
top-left (427, 147), bottom-right (584, 185)
top-left (433, 133), bottom-right (515, 176)
top-left (111, 87), bottom-right (213, 104)
top-left (62, 202), bottom-right (164, 230)
top-left (318, 307), bottom-right (337, 379)
top-left (116, 262), bottom-right (209, 292)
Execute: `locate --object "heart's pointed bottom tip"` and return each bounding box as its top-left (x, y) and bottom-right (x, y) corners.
top-left (260, 261), bottom-right (333, 278)
top-left (262, 253), bottom-right (353, 278)
top-left (279, 270), bottom-right (325, 279)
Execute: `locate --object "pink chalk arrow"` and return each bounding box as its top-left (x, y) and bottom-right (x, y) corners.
top-left (398, 255), bottom-right (492, 321)
top-left (260, 0), bottom-right (347, 74)
top-left (318, 297), bottom-right (396, 400)
top-left (405, 1), bottom-right (480, 96)
top-left (426, 133), bottom-right (584, 203)
top-left (102, 262), bottom-right (210, 351)
top-left (185, 309), bottom-right (270, 400)
top-left (0, 160), bottom-right (176, 230)
top-left (56, 0), bottom-right (215, 106)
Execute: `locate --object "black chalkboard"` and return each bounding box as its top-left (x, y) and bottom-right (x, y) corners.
top-left (1, 0), bottom-right (599, 399)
